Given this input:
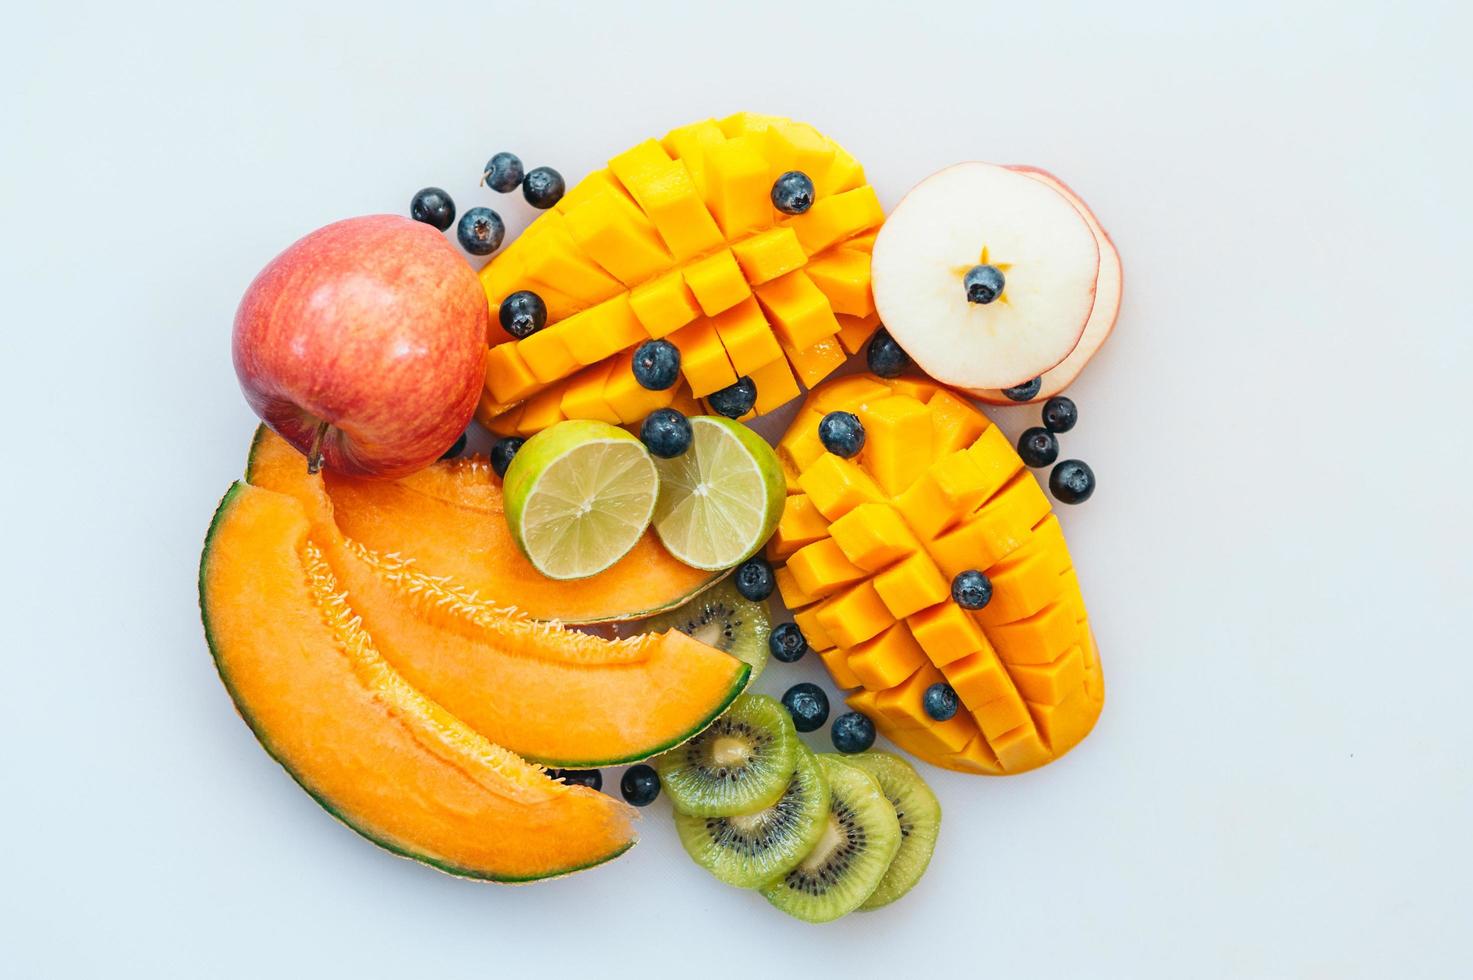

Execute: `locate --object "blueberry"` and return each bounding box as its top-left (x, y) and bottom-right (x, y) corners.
top-left (830, 711), bottom-right (876, 754)
top-left (731, 557), bottom-right (774, 602)
top-left (1017, 427), bottom-right (1060, 468)
top-left (456, 207), bottom-right (505, 256)
top-left (770, 171), bottom-right (815, 215)
top-left (410, 187), bottom-right (456, 231)
top-left (522, 167), bottom-right (565, 209)
top-left (866, 327), bottom-right (909, 379)
top-left (951, 570), bottom-right (993, 610)
top-left (490, 437), bottom-right (525, 478)
top-left (707, 376), bottom-right (757, 419)
top-left (769, 622), bottom-right (809, 663)
top-left (964, 264), bottom-right (1005, 304)
top-left (499, 290), bottom-right (547, 339)
top-left (1001, 377), bottom-right (1042, 402)
top-left (631, 339), bottom-right (681, 391)
top-left (640, 408), bottom-right (692, 459)
top-left (1041, 395), bottom-right (1077, 433)
top-left (1050, 459), bottom-right (1096, 504)
top-left (782, 682), bottom-right (831, 733)
top-left (619, 764), bottom-right (661, 807)
top-left (818, 411), bottom-right (865, 458)
top-left (923, 683), bottom-right (960, 722)
top-left (440, 431), bottom-right (468, 460)
top-left (482, 151), bottom-right (524, 192)
top-left (551, 769), bottom-right (602, 791)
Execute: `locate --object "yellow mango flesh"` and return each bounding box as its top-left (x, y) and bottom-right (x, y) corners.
top-left (774, 375), bottom-right (1104, 775)
top-left (476, 115), bottom-right (884, 435)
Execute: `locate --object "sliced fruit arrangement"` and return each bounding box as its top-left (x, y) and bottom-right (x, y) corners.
top-left (769, 374), bottom-right (1105, 775)
top-left (235, 431), bottom-right (751, 767)
top-left (248, 426), bottom-right (719, 623)
top-left (660, 695), bottom-right (940, 922)
top-left (475, 112), bottom-right (885, 437)
top-left (872, 161), bottom-right (1120, 396)
top-left (970, 167), bottom-right (1123, 405)
top-left (199, 483), bottom-right (636, 881)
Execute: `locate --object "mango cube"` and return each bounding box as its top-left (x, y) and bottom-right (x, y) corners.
top-left (558, 294), bottom-right (648, 366)
top-left (787, 537), bottom-right (867, 600)
top-left (819, 645), bottom-right (864, 690)
top-left (873, 550), bottom-right (949, 620)
top-left (601, 347), bottom-right (675, 422)
top-left (804, 247), bottom-right (874, 318)
top-left (516, 384), bottom-right (567, 435)
top-left (756, 270), bottom-right (841, 351)
top-left (797, 453), bottom-right (885, 521)
top-left (619, 159), bottom-right (724, 261)
top-left (668, 317), bottom-right (738, 397)
top-left (483, 343), bottom-right (541, 404)
top-left (748, 356), bottom-right (802, 418)
top-left (731, 226), bottom-right (809, 285)
top-left (927, 473), bottom-right (1052, 577)
top-left (768, 493), bottom-right (831, 561)
top-left (860, 395), bottom-right (934, 497)
top-left (792, 606), bottom-right (837, 651)
top-left (517, 322), bottom-right (580, 384)
top-left (907, 601), bottom-right (987, 667)
top-left (702, 135), bottom-right (772, 238)
top-left (940, 646), bottom-right (1017, 711)
top-left (629, 270), bottom-right (701, 338)
top-left (780, 334), bottom-right (847, 388)
top-left (834, 313), bottom-right (881, 355)
top-left (827, 502), bottom-right (918, 572)
top-left (1009, 645), bottom-right (1086, 706)
top-left (846, 622), bottom-right (928, 691)
top-left (562, 188), bottom-right (671, 286)
top-left (775, 564), bottom-right (821, 610)
top-left (558, 359), bottom-right (619, 424)
top-left (682, 248), bottom-right (751, 316)
top-left (927, 389), bottom-right (990, 458)
top-left (781, 185), bottom-right (885, 255)
top-left (708, 297), bottom-right (782, 376)
top-left (815, 581), bottom-right (894, 648)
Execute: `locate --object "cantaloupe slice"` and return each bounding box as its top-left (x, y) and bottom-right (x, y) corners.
top-left (247, 426), bottom-right (719, 624)
top-left (773, 375), bottom-right (1104, 775)
top-left (199, 482), bottom-right (636, 881)
top-left (245, 428), bottom-right (750, 767)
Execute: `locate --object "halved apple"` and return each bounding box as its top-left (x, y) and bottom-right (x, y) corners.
top-left (871, 162), bottom-right (1099, 390)
top-left (970, 166), bottom-right (1122, 405)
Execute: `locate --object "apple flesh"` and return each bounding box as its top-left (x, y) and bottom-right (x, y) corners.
top-left (233, 214), bottom-right (489, 479)
top-left (970, 167), bottom-right (1122, 405)
top-left (871, 162), bottom-right (1099, 390)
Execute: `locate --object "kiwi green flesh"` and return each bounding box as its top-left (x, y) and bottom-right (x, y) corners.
top-left (843, 752), bottom-right (942, 910)
top-left (655, 694), bottom-right (798, 817)
top-left (674, 746), bottom-right (829, 888)
top-left (761, 755), bottom-right (902, 923)
top-left (645, 580), bottom-right (769, 684)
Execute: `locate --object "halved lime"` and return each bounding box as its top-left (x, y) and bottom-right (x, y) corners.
top-left (652, 416), bottom-right (785, 571)
top-left (502, 419), bottom-right (659, 580)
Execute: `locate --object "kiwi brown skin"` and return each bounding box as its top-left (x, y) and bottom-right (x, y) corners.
top-left (760, 754), bottom-right (901, 923)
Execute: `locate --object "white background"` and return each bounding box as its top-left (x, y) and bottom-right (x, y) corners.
top-left (3, 2), bottom-right (1470, 977)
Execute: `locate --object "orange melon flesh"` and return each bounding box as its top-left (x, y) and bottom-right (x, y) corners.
top-left (775, 375), bottom-right (1104, 775)
top-left (246, 428), bottom-right (750, 767)
top-left (199, 483), bottom-right (636, 881)
top-left (247, 426), bottom-right (719, 624)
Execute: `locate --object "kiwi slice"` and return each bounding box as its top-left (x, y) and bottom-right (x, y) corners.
top-left (656, 694), bottom-right (798, 817)
top-left (845, 752), bottom-right (941, 910)
top-left (675, 745), bottom-right (829, 888)
top-left (645, 579), bottom-right (769, 683)
top-left (760, 755), bottom-right (902, 923)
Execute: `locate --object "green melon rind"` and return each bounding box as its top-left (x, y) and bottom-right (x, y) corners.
top-left (524, 658), bottom-right (751, 769)
top-left (243, 423), bottom-right (725, 625)
top-left (198, 481), bottom-right (634, 883)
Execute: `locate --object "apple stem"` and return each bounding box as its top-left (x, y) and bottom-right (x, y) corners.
top-left (306, 420), bottom-right (330, 475)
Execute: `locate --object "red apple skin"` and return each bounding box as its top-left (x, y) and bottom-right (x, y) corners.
top-left (233, 214), bottom-right (489, 478)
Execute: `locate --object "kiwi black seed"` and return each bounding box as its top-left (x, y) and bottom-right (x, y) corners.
top-left (761, 755), bottom-right (902, 923)
top-left (844, 752), bottom-right (941, 910)
top-left (674, 746), bottom-right (830, 888)
top-left (645, 580), bottom-right (770, 683)
top-left (655, 694), bottom-right (799, 817)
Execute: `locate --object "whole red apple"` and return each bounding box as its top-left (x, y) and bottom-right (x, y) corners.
top-left (233, 214), bottom-right (488, 478)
